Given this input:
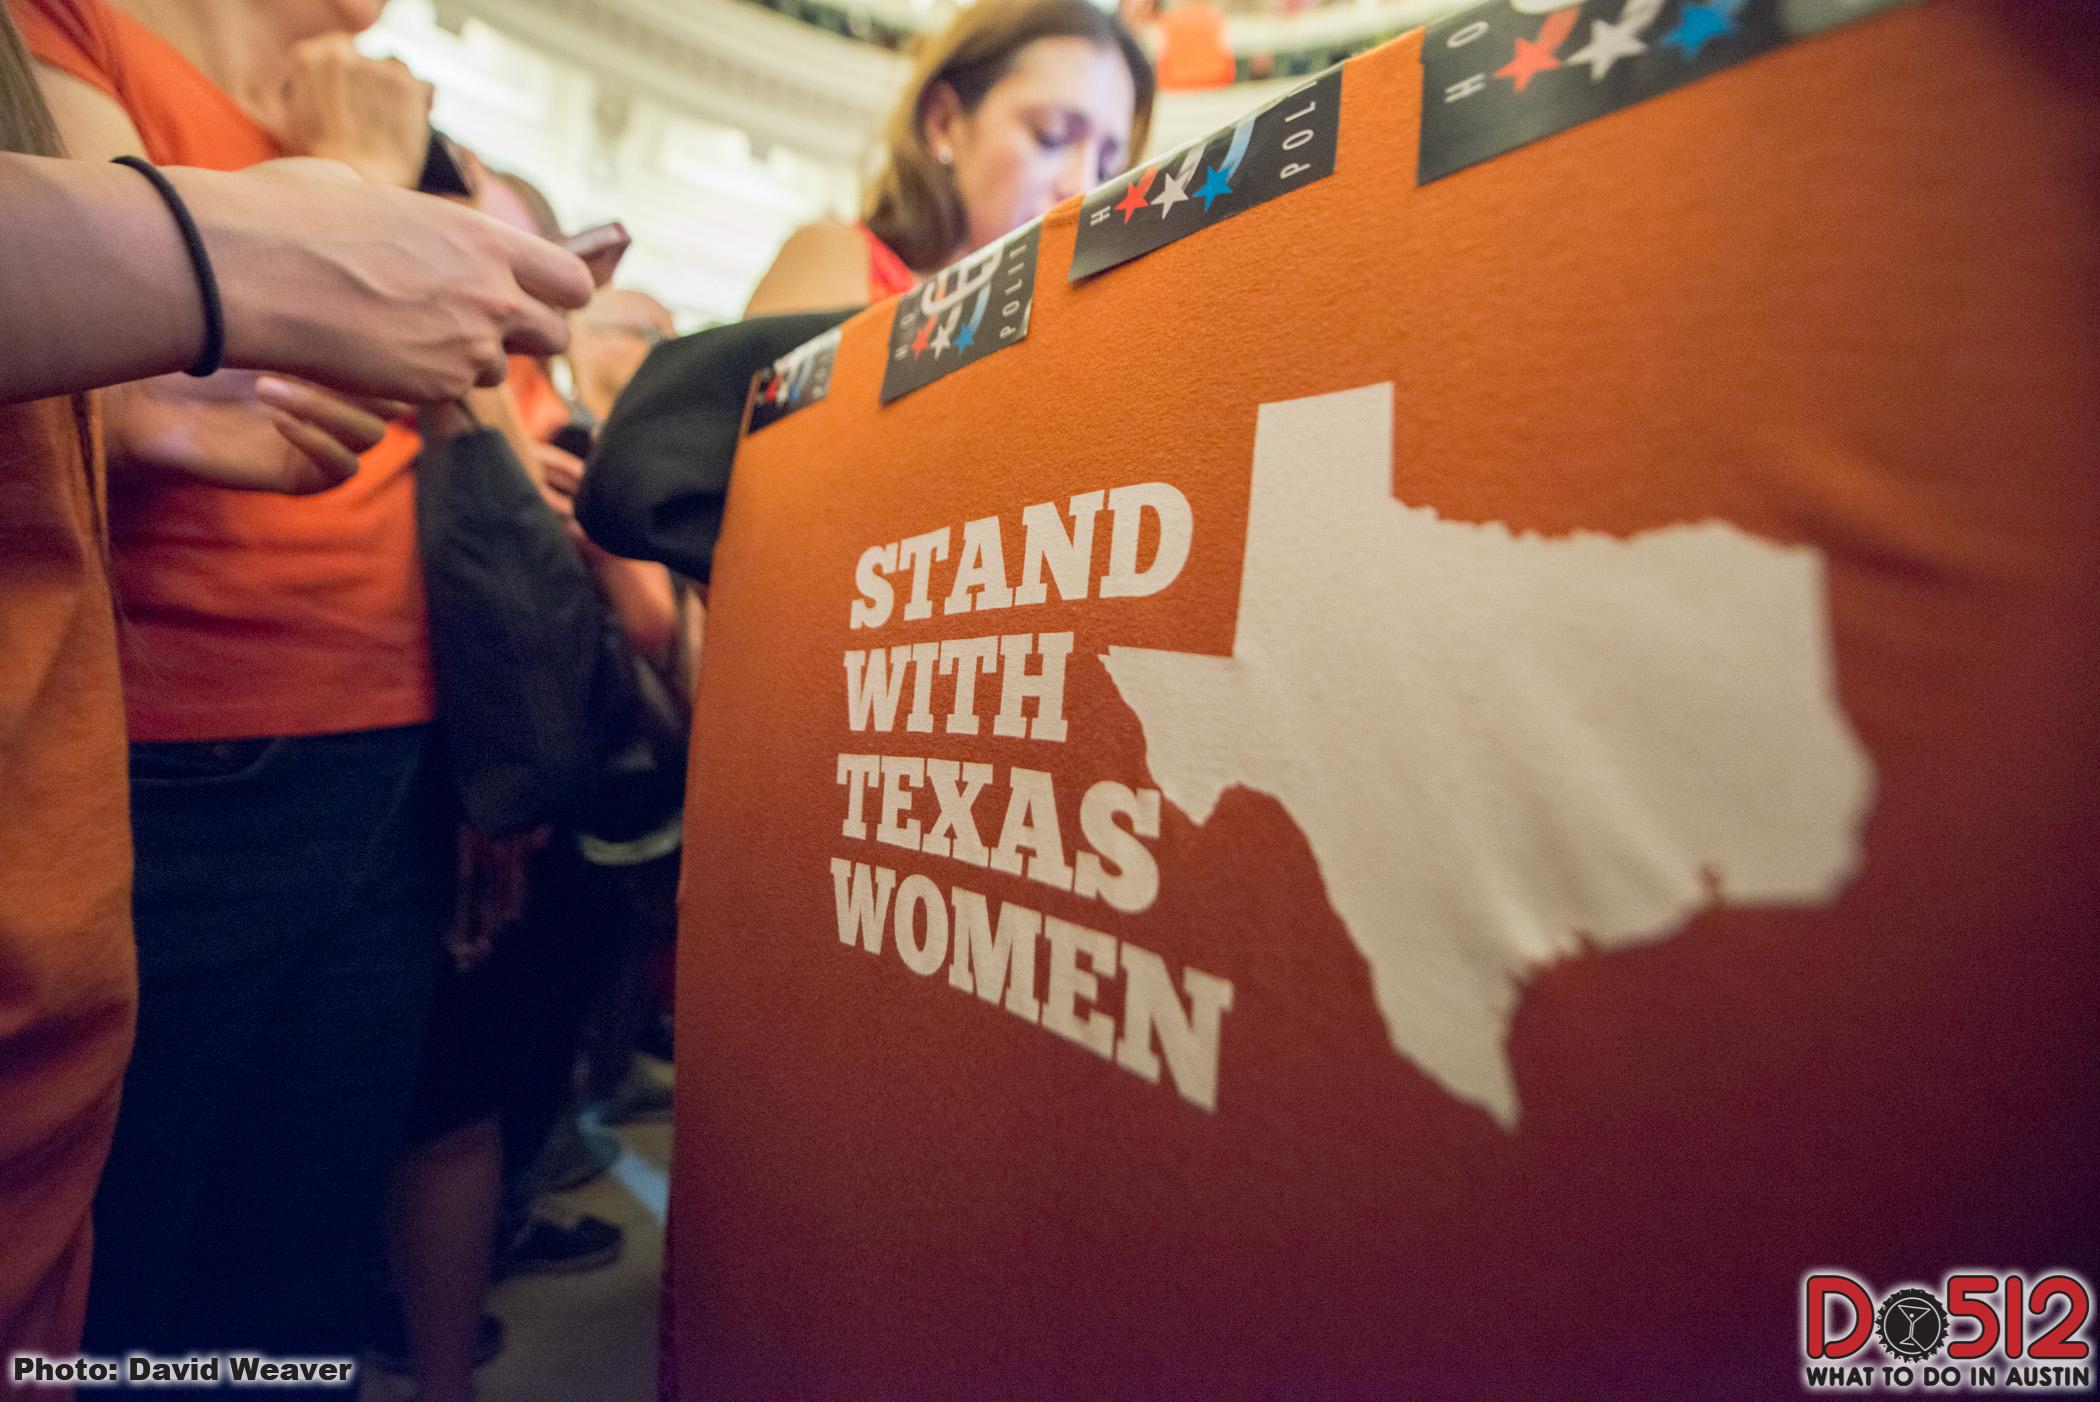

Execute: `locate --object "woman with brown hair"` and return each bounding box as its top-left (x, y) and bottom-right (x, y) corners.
top-left (746, 0), bottom-right (1155, 313)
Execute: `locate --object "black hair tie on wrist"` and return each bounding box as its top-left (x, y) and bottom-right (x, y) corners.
top-left (113, 155), bottom-right (226, 378)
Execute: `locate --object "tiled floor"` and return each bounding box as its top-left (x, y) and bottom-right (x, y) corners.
top-left (362, 1060), bottom-right (672, 1401)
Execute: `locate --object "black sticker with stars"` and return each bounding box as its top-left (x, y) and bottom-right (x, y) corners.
top-left (1069, 66), bottom-right (1342, 282)
top-left (747, 325), bottom-right (841, 434)
top-left (1418, 0), bottom-right (1919, 185)
top-left (880, 221), bottom-right (1042, 405)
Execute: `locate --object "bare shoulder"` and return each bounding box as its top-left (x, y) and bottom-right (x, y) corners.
top-left (781, 220), bottom-right (865, 255)
top-left (744, 220), bottom-right (870, 318)
top-left (35, 61), bottom-right (148, 160)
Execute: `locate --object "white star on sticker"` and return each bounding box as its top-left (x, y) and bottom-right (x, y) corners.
top-left (1154, 145), bottom-right (1203, 219)
top-left (1566, 0), bottom-right (1659, 80)
top-left (1154, 170), bottom-right (1190, 218)
top-left (1566, 15), bottom-right (1649, 79)
top-left (930, 313), bottom-right (954, 357)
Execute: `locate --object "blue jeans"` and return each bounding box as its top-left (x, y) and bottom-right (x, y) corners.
top-left (85, 725), bottom-right (451, 1377)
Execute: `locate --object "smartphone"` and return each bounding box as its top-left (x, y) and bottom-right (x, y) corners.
top-left (561, 222), bottom-right (632, 288)
top-left (416, 130), bottom-right (475, 199)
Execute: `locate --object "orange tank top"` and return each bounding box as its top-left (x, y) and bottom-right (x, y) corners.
top-left (858, 224), bottom-right (917, 301)
top-left (13, 0), bottom-right (435, 741)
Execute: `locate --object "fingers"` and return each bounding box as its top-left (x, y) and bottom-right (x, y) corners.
top-left (381, 57), bottom-right (437, 118)
top-left (204, 159), bottom-right (591, 401)
top-left (251, 375), bottom-right (384, 492)
top-left (469, 209), bottom-right (584, 360)
top-left (496, 218), bottom-right (596, 314)
top-left (537, 482), bottom-right (577, 525)
top-left (503, 299), bottom-right (572, 361)
top-left (273, 40), bottom-right (434, 189)
top-left (533, 442), bottom-right (585, 494)
top-left (253, 376), bottom-right (391, 453)
top-left (358, 397), bottom-right (415, 424)
top-left (263, 409), bottom-right (362, 493)
top-left (285, 33), bottom-right (345, 64)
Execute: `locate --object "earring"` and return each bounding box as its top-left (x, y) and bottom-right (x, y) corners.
top-left (937, 147), bottom-right (954, 166)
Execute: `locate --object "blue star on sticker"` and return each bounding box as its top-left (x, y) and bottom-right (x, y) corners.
top-left (1195, 165), bottom-right (1234, 212)
top-left (954, 322), bottom-right (976, 351)
top-left (1660, 1), bottom-right (1737, 61)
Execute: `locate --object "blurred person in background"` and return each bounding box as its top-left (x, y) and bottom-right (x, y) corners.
top-left (0, 5), bottom-right (588, 1362)
top-left (525, 284), bottom-right (691, 1149)
top-left (460, 173), bottom-right (687, 1210)
top-left (378, 374), bottom-right (558, 1402)
top-left (569, 288), bottom-right (677, 425)
top-left (746, 0), bottom-right (1154, 313)
top-left (11, 0), bottom-right (484, 1367)
top-left (379, 164), bottom-right (690, 1402)
top-left (1153, 0), bottom-right (1236, 90)
top-left (539, 281), bottom-right (685, 1146)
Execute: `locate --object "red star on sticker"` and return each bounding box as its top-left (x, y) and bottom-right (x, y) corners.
top-left (1496, 6), bottom-right (1578, 92)
top-left (1114, 167), bottom-right (1159, 223)
top-left (763, 375), bottom-right (782, 403)
top-left (910, 317), bottom-right (933, 358)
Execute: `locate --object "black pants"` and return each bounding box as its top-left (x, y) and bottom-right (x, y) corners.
top-left (406, 839), bottom-right (676, 1179)
top-left (85, 726), bottom-right (450, 1380)
top-left (510, 847), bottom-right (679, 1180)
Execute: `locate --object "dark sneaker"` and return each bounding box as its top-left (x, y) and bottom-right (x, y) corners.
top-left (498, 1210), bottom-right (624, 1279)
top-left (367, 1301), bottom-right (504, 1375)
top-left (535, 1116), bottom-right (619, 1193)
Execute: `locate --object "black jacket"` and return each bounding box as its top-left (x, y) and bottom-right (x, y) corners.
top-left (417, 425), bottom-right (686, 841)
top-left (574, 310), bottom-right (854, 581)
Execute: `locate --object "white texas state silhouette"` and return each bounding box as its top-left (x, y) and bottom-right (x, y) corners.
top-left (1102, 383), bottom-right (1874, 1129)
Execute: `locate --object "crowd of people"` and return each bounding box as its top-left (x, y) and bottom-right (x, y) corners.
top-left (0, 0), bottom-right (1152, 1396)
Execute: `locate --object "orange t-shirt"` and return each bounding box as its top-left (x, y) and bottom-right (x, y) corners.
top-left (510, 355), bottom-right (571, 444)
top-left (1155, 3), bottom-right (1235, 91)
top-left (0, 399), bottom-right (135, 1361)
top-left (13, 0), bottom-right (434, 742)
top-left (668, 4), bottom-right (2097, 1395)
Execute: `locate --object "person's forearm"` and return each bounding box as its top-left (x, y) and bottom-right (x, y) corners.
top-left (0, 154), bottom-right (211, 402)
top-left (5, 155), bottom-right (591, 408)
top-left (587, 551), bottom-right (680, 667)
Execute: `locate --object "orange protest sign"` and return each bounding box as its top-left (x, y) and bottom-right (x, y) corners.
top-left (666, 5), bottom-right (2098, 1392)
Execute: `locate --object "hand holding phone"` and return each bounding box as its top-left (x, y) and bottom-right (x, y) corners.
top-left (276, 37), bottom-right (435, 190)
